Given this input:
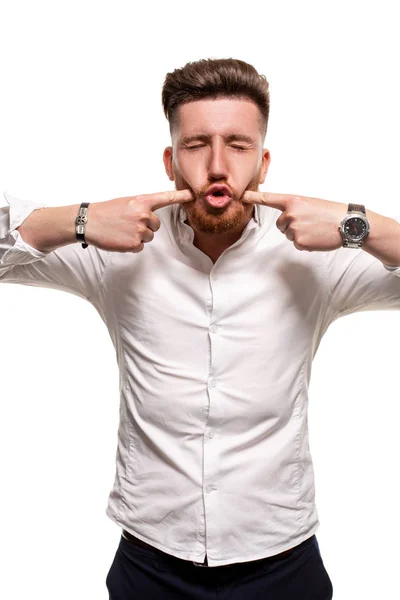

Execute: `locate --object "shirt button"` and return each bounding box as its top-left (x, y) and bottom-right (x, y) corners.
top-left (207, 429), bottom-right (214, 439)
top-left (211, 272), bottom-right (218, 280)
top-left (206, 485), bottom-right (214, 493)
top-left (210, 325), bottom-right (219, 333)
top-left (209, 379), bottom-right (216, 388)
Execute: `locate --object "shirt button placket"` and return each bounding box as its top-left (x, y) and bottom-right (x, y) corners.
top-left (204, 268), bottom-right (220, 559)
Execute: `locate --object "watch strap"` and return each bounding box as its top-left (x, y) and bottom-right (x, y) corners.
top-left (348, 203), bottom-right (366, 213)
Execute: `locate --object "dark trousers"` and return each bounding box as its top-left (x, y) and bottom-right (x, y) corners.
top-left (106, 533), bottom-right (333, 599)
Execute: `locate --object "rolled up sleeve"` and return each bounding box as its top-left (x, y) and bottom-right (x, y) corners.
top-left (0, 192), bottom-right (110, 303)
top-left (323, 217), bottom-right (400, 322)
top-left (381, 215), bottom-right (400, 276)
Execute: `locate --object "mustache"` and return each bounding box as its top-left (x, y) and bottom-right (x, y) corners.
top-left (175, 175), bottom-right (260, 200)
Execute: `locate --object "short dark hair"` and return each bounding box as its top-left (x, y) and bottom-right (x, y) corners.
top-left (162, 58), bottom-right (270, 140)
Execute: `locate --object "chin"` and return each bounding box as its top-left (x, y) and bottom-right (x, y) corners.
top-left (184, 199), bottom-right (252, 235)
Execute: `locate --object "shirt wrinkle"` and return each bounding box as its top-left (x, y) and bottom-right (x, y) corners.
top-left (1, 193), bottom-right (400, 567)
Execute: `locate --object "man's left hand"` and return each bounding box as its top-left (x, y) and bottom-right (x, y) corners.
top-left (242, 191), bottom-right (347, 252)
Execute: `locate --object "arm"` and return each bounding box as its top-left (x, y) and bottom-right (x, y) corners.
top-left (0, 188), bottom-right (194, 300)
top-left (0, 193), bottom-right (109, 301)
top-left (239, 191), bottom-right (400, 320)
top-left (6, 188), bottom-right (194, 255)
top-left (241, 191), bottom-right (400, 269)
top-left (15, 203), bottom-right (80, 253)
top-left (361, 209), bottom-right (400, 268)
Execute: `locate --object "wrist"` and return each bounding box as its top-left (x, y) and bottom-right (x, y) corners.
top-left (17, 204), bottom-right (80, 253)
top-left (362, 211), bottom-right (400, 265)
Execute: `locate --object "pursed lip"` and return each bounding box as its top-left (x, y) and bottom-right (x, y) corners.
top-left (204, 184), bottom-right (233, 197)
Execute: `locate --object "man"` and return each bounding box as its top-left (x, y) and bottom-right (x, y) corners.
top-left (1, 57), bottom-right (400, 599)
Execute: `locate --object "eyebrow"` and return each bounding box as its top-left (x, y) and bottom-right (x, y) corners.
top-left (179, 133), bottom-right (256, 145)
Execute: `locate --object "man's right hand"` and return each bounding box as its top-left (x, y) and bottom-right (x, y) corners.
top-left (15, 190), bottom-right (194, 254)
top-left (85, 190), bottom-right (194, 253)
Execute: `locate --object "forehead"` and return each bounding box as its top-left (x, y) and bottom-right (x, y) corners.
top-left (175, 97), bottom-right (262, 140)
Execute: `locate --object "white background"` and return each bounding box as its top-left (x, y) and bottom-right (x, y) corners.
top-left (1, 1), bottom-right (399, 598)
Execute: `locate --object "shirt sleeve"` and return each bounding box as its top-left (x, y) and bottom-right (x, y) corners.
top-left (380, 216), bottom-right (400, 275)
top-left (0, 192), bottom-right (110, 302)
top-left (324, 215), bottom-right (400, 322)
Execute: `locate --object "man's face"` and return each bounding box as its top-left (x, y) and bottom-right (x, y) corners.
top-left (163, 98), bottom-right (270, 236)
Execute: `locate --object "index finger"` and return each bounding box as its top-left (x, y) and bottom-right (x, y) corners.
top-left (141, 189), bottom-right (195, 211)
top-left (241, 190), bottom-right (288, 212)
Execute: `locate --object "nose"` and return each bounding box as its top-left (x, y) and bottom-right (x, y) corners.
top-left (208, 141), bottom-right (229, 181)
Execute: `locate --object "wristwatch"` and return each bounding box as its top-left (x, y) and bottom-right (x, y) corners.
top-left (339, 203), bottom-right (370, 248)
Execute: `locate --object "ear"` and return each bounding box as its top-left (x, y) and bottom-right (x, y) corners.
top-left (163, 146), bottom-right (174, 181)
top-left (258, 149), bottom-right (271, 184)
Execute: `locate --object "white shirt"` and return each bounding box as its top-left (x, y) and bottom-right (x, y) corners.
top-left (1, 191), bottom-right (400, 567)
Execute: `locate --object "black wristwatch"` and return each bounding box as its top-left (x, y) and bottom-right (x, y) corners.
top-left (339, 203), bottom-right (370, 248)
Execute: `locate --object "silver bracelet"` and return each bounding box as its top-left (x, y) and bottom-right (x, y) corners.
top-left (75, 202), bottom-right (90, 249)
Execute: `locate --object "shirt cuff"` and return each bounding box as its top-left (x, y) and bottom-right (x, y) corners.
top-left (0, 191), bottom-right (48, 237)
top-left (380, 215), bottom-right (400, 273)
top-left (383, 263), bottom-right (400, 272)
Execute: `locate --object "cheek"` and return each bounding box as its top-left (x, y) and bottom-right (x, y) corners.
top-left (234, 161), bottom-right (259, 185)
top-left (173, 153), bottom-right (190, 177)
top-left (174, 155), bottom-right (204, 184)
top-left (246, 158), bottom-right (263, 180)
top-left (230, 154), bottom-right (259, 173)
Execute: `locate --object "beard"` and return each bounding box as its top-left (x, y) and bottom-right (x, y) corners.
top-left (173, 167), bottom-right (262, 236)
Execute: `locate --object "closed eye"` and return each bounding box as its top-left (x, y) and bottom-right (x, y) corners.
top-left (186, 145), bottom-right (248, 151)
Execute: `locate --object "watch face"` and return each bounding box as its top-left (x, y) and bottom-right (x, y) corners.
top-left (344, 217), bottom-right (367, 239)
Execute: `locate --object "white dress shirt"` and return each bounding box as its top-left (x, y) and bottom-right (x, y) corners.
top-left (1, 191), bottom-right (400, 567)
